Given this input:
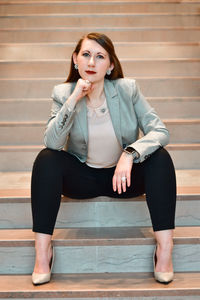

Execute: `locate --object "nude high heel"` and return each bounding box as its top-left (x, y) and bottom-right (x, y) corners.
top-left (32, 246), bottom-right (55, 285)
top-left (153, 246), bottom-right (174, 284)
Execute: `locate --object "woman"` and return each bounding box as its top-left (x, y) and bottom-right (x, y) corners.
top-left (31, 32), bottom-right (176, 285)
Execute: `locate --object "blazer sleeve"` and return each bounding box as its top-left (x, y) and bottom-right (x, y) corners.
top-left (129, 80), bottom-right (170, 163)
top-left (44, 84), bottom-right (76, 150)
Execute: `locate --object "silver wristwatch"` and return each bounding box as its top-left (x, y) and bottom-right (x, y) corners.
top-left (124, 146), bottom-right (139, 160)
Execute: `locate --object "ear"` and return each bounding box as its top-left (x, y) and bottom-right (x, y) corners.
top-left (109, 62), bottom-right (114, 71)
top-left (73, 52), bottom-right (77, 65)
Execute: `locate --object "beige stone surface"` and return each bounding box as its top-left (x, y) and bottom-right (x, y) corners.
top-left (0, 170), bottom-right (199, 190)
top-left (0, 273), bottom-right (200, 298)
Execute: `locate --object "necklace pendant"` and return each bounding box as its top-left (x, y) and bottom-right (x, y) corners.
top-left (101, 108), bottom-right (106, 113)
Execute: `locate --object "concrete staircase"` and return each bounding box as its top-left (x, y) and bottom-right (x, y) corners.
top-left (0, 0), bottom-right (200, 298)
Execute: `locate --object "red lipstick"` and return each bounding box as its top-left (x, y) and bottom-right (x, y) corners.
top-left (86, 71), bottom-right (96, 75)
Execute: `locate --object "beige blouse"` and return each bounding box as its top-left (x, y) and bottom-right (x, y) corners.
top-left (86, 99), bottom-right (122, 168)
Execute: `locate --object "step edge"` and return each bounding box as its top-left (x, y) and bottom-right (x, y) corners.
top-left (1, 192), bottom-right (200, 203)
top-left (0, 272), bottom-right (200, 298)
top-left (0, 226), bottom-right (200, 247)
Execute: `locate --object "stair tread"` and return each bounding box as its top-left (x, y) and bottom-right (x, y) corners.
top-left (0, 272), bottom-right (200, 298)
top-left (2, 0), bottom-right (200, 3)
top-left (2, 12), bottom-right (200, 16)
top-left (0, 169), bottom-right (199, 194)
top-left (1, 41), bottom-right (200, 45)
top-left (2, 26), bottom-right (200, 30)
top-left (0, 186), bottom-right (200, 200)
top-left (1, 58), bottom-right (200, 61)
top-left (0, 226), bottom-right (200, 246)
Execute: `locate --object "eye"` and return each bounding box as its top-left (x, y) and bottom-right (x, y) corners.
top-left (82, 52), bottom-right (90, 57)
top-left (97, 55), bottom-right (104, 59)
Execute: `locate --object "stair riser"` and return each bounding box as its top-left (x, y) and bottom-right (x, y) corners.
top-left (1, 29), bottom-right (199, 43)
top-left (0, 100), bottom-right (51, 122)
top-left (1, 3), bottom-right (200, 14)
top-left (1, 15), bottom-right (200, 28)
top-left (1, 293), bottom-right (199, 300)
top-left (1, 61), bottom-right (200, 77)
top-left (1, 79), bottom-right (200, 98)
top-left (0, 123), bottom-right (199, 145)
top-left (1, 45), bottom-right (200, 60)
top-left (0, 149), bottom-right (199, 172)
top-left (0, 200), bottom-right (200, 229)
top-left (149, 99), bottom-right (200, 119)
top-left (1, 99), bottom-right (200, 121)
top-left (169, 149), bottom-right (200, 169)
top-left (0, 244), bottom-right (199, 274)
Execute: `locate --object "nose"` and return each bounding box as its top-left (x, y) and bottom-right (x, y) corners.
top-left (88, 55), bottom-right (95, 66)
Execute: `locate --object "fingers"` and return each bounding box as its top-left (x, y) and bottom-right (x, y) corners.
top-left (112, 174), bottom-right (117, 192)
top-left (112, 173), bottom-right (131, 194)
top-left (121, 176), bottom-right (127, 193)
top-left (82, 79), bottom-right (92, 91)
top-left (73, 79), bottom-right (93, 102)
top-left (112, 174), bottom-right (123, 194)
top-left (126, 172), bottom-right (131, 187)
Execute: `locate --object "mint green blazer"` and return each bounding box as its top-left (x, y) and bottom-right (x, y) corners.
top-left (44, 78), bottom-right (169, 163)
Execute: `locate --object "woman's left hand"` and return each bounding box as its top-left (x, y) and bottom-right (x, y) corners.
top-left (112, 152), bottom-right (134, 194)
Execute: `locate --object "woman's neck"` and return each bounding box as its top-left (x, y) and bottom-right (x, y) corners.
top-left (86, 80), bottom-right (105, 108)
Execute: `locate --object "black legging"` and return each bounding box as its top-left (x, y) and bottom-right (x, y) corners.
top-left (31, 147), bottom-right (176, 235)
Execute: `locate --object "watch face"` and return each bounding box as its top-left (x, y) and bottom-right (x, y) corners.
top-left (125, 147), bottom-right (134, 154)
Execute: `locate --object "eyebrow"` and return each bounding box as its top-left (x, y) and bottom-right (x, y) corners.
top-left (82, 50), bottom-right (107, 56)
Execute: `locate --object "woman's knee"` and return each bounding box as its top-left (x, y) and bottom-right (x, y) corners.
top-left (144, 148), bottom-right (176, 184)
top-left (148, 147), bottom-right (174, 167)
top-left (32, 148), bottom-right (62, 171)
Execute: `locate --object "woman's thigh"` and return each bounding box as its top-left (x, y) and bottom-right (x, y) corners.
top-left (62, 152), bottom-right (145, 199)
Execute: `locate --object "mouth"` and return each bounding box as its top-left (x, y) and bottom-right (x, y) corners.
top-left (85, 71), bottom-right (96, 75)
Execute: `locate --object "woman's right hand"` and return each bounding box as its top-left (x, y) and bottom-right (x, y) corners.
top-left (71, 78), bottom-right (93, 103)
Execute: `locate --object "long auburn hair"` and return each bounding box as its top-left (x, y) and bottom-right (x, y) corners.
top-left (65, 32), bottom-right (124, 82)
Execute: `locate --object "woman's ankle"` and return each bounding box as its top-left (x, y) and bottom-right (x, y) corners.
top-left (34, 248), bottom-right (52, 274)
top-left (33, 233), bottom-right (52, 274)
top-left (155, 244), bottom-right (173, 273)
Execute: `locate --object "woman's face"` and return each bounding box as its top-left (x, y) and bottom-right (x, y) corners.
top-left (73, 38), bottom-right (114, 84)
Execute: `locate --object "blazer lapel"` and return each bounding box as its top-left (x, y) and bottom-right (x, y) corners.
top-left (69, 82), bottom-right (88, 144)
top-left (75, 96), bottom-right (88, 144)
top-left (104, 79), bottom-right (122, 146)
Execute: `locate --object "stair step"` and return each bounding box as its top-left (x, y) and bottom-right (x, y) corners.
top-left (0, 227), bottom-right (200, 274)
top-left (0, 144), bottom-right (199, 171)
top-left (0, 272), bottom-right (199, 299)
top-left (1, 97), bottom-right (200, 121)
top-left (1, 226), bottom-right (200, 246)
top-left (1, 2), bottom-right (200, 14)
top-left (1, 27), bottom-right (200, 43)
top-left (0, 170), bottom-right (199, 229)
top-left (1, 169), bottom-right (199, 191)
top-left (0, 192), bottom-right (200, 229)
top-left (1, 43), bottom-right (200, 60)
top-left (1, 13), bottom-right (200, 28)
top-left (0, 98), bottom-right (51, 121)
top-left (0, 119), bottom-right (199, 145)
top-left (1, 78), bottom-right (200, 98)
top-left (1, 59), bottom-right (200, 77)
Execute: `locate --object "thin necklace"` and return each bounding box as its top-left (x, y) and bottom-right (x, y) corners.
top-left (86, 95), bottom-right (106, 109)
